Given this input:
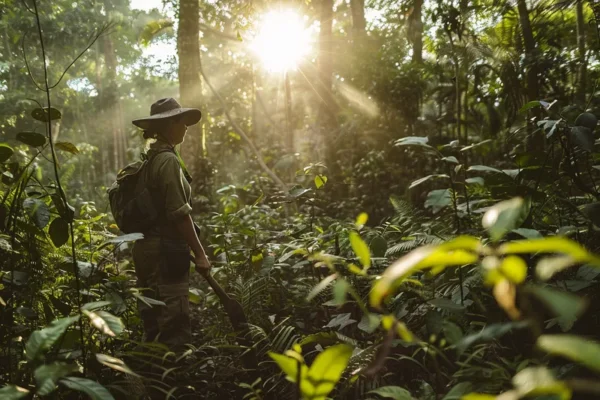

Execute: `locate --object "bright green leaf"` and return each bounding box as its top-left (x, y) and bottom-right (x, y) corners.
top-left (83, 310), bottom-right (123, 337)
top-left (356, 212), bottom-right (368, 227)
top-left (499, 256), bottom-right (527, 284)
top-left (26, 316), bottom-right (79, 361)
top-left (305, 344), bottom-right (353, 399)
top-left (349, 231), bottom-right (371, 269)
top-left (315, 175), bottom-right (328, 189)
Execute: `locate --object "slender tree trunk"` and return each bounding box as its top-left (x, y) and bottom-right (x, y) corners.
top-left (177, 0), bottom-right (204, 161)
top-left (409, 0), bottom-right (423, 63)
top-left (576, 0), bottom-right (587, 106)
top-left (517, 0), bottom-right (543, 151)
top-left (350, 0), bottom-right (366, 35)
top-left (517, 0), bottom-right (540, 106)
top-left (317, 0), bottom-right (337, 163)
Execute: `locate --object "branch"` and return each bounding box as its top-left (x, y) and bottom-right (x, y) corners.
top-left (21, 34), bottom-right (44, 92)
top-left (49, 22), bottom-right (113, 89)
top-left (200, 66), bottom-right (289, 194)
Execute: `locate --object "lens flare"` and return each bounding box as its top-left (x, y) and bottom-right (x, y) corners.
top-left (251, 10), bottom-right (312, 72)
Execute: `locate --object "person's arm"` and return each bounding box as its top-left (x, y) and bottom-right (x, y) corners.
top-left (175, 214), bottom-right (211, 275)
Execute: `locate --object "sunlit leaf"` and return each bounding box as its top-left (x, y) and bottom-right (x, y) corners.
top-left (499, 256), bottom-right (527, 284)
top-left (356, 212), bottom-right (368, 227)
top-left (333, 279), bottom-right (349, 306)
top-left (83, 310), bottom-right (123, 337)
top-left (511, 366), bottom-right (571, 399)
top-left (314, 175), bottom-right (328, 189)
top-left (537, 335), bottom-right (600, 373)
top-left (349, 231), bottom-right (371, 269)
top-left (307, 274), bottom-right (337, 302)
top-left (96, 354), bottom-right (139, 377)
top-left (268, 352), bottom-right (308, 383)
top-left (371, 246), bottom-right (478, 307)
top-left (55, 142), bottom-right (80, 155)
top-left (305, 344), bottom-right (353, 399)
top-left (482, 197), bottom-right (525, 242)
top-left (409, 174), bottom-right (449, 189)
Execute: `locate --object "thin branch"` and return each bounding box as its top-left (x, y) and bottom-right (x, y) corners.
top-left (20, 0), bottom-right (35, 14)
top-left (21, 34), bottom-right (45, 92)
top-left (49, 22), bottom-right (113, 89)
top-left (200, 66), bottom-right (289, 194)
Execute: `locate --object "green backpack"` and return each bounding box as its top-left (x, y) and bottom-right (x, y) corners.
top-left (107, 150), bottom-right (169, 234)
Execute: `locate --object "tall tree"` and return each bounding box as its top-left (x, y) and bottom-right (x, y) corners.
top-left (408, 0), bottom-right (423, 63)
top-left (350, 0), bottom-right (366, 35)
top-left (516, 0), bottom-right (540, 108)
top-left (177, 0), bottom-right (204, 161)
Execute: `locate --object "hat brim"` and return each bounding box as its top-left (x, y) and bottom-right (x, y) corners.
top-left (132, 108), bottom-right (202, 130)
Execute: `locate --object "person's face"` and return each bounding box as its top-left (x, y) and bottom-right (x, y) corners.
top-left (166, 117), bottom-right (188, 145)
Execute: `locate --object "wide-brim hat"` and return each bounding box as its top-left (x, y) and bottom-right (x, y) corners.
top-left (132, 97), bottom-right (202, 130)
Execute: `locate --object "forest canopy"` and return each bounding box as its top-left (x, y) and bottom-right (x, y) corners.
top-left (2, 0), bottom-right (600, 399)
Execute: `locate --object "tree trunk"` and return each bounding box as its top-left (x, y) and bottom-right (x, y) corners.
top-left (317, 0), bottom-right (340, 187)
top-left (177, 0), bottom-right (204, 162)
top-left (350, 0), bottom-right (366, 35)
top-left (516, 0), bottom-right (540, 107)
top-left (409, 0), bottom-right (423, 63)
top-left (576, 0), bottom-right (587, 106)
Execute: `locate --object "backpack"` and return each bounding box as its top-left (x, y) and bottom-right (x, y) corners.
top-left (107, 150), bottom-right (170, 234)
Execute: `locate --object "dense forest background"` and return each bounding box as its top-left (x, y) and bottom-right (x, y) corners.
top-left (2, 0), bottom-right (600, 399)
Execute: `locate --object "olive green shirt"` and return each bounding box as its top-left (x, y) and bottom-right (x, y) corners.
top-left (145, 140), bottom-right (192, 238)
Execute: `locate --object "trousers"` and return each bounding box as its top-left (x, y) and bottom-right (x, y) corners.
top-left (132, 237), bottom-right (192, 349)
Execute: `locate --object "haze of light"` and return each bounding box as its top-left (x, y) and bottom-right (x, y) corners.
top-left (251, 10), bottom-right (312, 73)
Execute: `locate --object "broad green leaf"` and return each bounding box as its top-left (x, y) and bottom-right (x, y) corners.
top-left (83, 310), bottom-right (123, 337)
top-left (349, 231), bottom-right (371, 269)
top-left (467, 165), bottom-right (503, 174)
top-left (526, 285), bottom-right (587, 332)
top-left (96, 354), bottom-right (139, 377)
top-left (425, 189), bottom-right (452, 214)
top-left (49, 217), bottom-right (69, 247)
top-left (23, 198), bottom-right (51, 229)
top-left (60, 377), bottom-right (115, 400)
top-left (0, 144), bottom-right (14, 163)
top-left (31, 107), bottom-right (62, 122)
top-left (395, 136), bottom-right (433, 149)
top-left (307, 274), bottom-right (337, 302)
top-left (16, 131), bottom-right (46, 147)
top-left (500, 237), bottom-right (600, 268)
top-left (519, 100), bottom-right (542, 114)
top-left (55, 142), bottom-right (80, 154)
top-left (368, 386), bottom-right (412, 399)
top-left (0, 385), bottom-right (29, 400)
top-left (409, 174), bottom-right (448, 189)
top-left (465, 177), bottom-right (484, 186)
top-left (499, 256), bottom-right (527, 284)
top-left (269, 352), bottom-right (308, 383)
top-left (371, 246), bottom-right (478, 307)
top-left (570, 126), bottom-right (594, 152)
top-left (333, 279), bottom-right (349, 306)
top-left (482, 197), bottom-right (525, 241)
top-left (189, 288), bottom-right (202, 304)
top-left (26, 316), bottom-right (79, 361)
top-left (442, 156), bottom-right (459, 164)
top-left (512, 366), bottom-right (571, 399)
top-left (454, 321), bottom-right (530, 354)
top-left (314, 175), bottom-right (328, 189)
top-left (34, 362), bottom-right (78, 396)
top-left (81, 301), bottom-right (112, 311)
top-left (370, 236), bottom-right (387, 258)
top-left (356, 212), bottom-right (368, 227)
top-left (512, 228), bottom-right (543, 239)
top-left (305, 344), bottom-right (353, 399)
top-left (442, 382), bottom-right (473, 399)
top-left (537, 335), bottom-right (600, 373)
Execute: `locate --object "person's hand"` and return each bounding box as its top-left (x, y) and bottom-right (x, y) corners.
top-left (194, 254), bottom-right (211, 276)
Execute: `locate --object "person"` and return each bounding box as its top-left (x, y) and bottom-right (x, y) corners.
top-left (130, 97), bottom-right (211, 349)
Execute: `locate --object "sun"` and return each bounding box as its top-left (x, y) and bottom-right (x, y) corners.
top-left (251, 9), bottom-right (312, 73)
